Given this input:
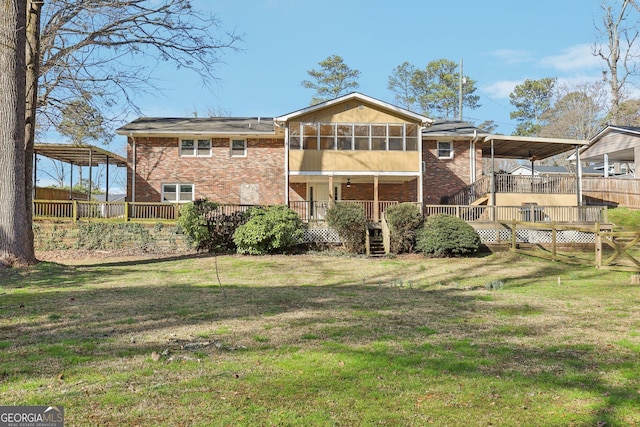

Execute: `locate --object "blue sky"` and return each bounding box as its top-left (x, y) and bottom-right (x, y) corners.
top-left (37, 0), bottom-right (612, 190)
top-left (137, 0), bottom-right (606, 135)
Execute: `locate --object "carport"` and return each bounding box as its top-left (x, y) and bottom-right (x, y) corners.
top-left (34, 143), bottom-right (127, 201)
top-left (482, 135), bottom-right (590, 206)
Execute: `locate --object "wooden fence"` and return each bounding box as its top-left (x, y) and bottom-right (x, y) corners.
top-left (582, 177), bottom-right (640, 208)
top-left (507, 220), bottom-right (640, 272)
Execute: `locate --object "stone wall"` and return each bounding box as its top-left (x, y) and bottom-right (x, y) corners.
top-left (33, 221), bottom-right (192, 253)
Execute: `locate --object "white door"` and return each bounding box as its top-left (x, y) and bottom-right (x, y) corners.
top-left (308, 184), bottom-right (340, 220)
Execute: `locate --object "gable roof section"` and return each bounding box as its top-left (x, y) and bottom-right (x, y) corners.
top-left (116, 117), bottom-right (276, 136)
top-left (274, 92), bottom-right (432, 125)
top-left (579, 125), bottom-right (640, 162)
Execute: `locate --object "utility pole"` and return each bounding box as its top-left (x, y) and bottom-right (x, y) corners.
top-left (458, 58), bottom-right (463, 121)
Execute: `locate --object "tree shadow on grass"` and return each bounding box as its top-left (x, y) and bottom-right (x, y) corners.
top-left (1, 253), bottom-right (637, 425)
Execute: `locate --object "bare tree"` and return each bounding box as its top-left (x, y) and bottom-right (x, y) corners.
top-left (36, 0), bottom-right (242, 138)
top-left (593, 0), bottom-right (640, 124)
top-left (1, 0), bottom-right (37, 265)
top-left (540, 81), bottom-right (608, 140)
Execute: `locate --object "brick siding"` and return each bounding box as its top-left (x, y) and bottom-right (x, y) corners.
top-left (127, 136), bottom-right (285, 204)
top-left (422, 140), bottom-right (482, 204)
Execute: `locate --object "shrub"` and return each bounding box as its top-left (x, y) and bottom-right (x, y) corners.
top-left (325, 203), bottom-right (367, 253)
top-left (178, 199), bottom-right (247, 252)
top-left (233, 205), bottom-right (304, 255)
top-left (385, 203), bottom-right (423, 254)
top-left (416, 214), bottom-right (480, 257)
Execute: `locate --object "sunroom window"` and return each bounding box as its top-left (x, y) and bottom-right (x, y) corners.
top-left (162, 183), bottom-right (194, 202)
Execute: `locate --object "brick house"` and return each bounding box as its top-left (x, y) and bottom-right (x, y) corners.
top-left (115, 92), bottom-right (584, 221)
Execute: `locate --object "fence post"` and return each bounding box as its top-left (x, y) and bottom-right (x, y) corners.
top-left (511, 220), bottom-right (517, 251)
top-left (124, 202), bottom-right (130, 221)
top-left (551, 221), bottom-right (557, 260)
top-left (72, 200), bottom-right (77, 225)
top-left (595, 223), bottom-right (602, 268)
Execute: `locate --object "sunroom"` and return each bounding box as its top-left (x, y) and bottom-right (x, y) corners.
top-left (276, 93), bottom-right (432, 223)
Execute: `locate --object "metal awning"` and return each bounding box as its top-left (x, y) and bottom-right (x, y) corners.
top-left (482, 135), bottom-right (589, 160)
top-left (34, 143), bottom-right (127, 167)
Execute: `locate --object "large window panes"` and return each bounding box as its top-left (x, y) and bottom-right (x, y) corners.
top-left (303, 123), bottom-right (318, 150)
top-left (337, 124), bottom-right (353, 150)
top-left (388, 124), bottom-right (404, 151)
top-left (371, 125), bottom-right (386, 150)
top-left (290, 122), bottom-right (420, 152)
top-left (354, 124), bottom-right (369, 150)
top-left (319, 123), bottom-right (335, 150)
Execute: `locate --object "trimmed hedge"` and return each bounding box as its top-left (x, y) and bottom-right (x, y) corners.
top-left (385, 202), bottom-right (423, 254)
top-left (233, 205), bottom-right (304, 255)
top-left (325, 203), bottom-right (367, 253)
top-left (416, 214), bottom-right (480, 257)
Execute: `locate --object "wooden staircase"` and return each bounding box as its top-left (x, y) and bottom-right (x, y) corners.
top-left (366, 222), bottom-right (387, 257)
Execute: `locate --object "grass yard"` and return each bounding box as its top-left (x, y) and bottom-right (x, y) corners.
top-left (1, 251), bottom-right (639, 426)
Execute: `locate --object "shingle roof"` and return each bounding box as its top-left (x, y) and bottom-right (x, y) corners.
top-left (116, 117), bottom-right (276, 135)
top-left (422, 120), bottom-right (490, 137)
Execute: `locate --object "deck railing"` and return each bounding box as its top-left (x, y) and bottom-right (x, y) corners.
top-left (33, 200), bottom-right (259, 223)
top-left (33, 199), bottom-right (607, 225)
top-left (445, 174), bottom-right (578, 205)
top-left (423, 205), bottom-right (607, 223)
top-left (288, 200), bottom-right (403, 222)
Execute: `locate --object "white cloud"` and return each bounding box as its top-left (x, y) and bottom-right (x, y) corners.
top-left (488, 49), bottom-right (536, 64)
top-left (482, 80), bottom-right (522, 99)
top-left (539, 44), bottom-right (601, 72)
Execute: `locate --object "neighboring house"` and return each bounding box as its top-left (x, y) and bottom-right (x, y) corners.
top-left (115, 92), bottom-right (588, 219)
top-left (509, 164), bottom-right (602, 177)
top-left (579, 125), bottom-right (639, 177)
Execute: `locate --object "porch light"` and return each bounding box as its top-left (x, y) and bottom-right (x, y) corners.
top-left (347, 178), bottom-right (351, 188)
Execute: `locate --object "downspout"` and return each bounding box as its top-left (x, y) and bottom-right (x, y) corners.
top-left (469, 129), bottom-right (477, 183)
top-left (281, 123), bottom-right (289, 206)
top-left (130, 133), bottom-right (136, 203)
top-left (575, 145), bottom-right (582, 206)
top-left (418, 124), bottom-right (424, 214)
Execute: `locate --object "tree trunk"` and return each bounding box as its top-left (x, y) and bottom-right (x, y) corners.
top-left (24, 0), bottom-right (43, 260)
top-left (0, 0), bottom-right (37, 265)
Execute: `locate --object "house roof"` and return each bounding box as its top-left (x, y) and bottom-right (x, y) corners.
top-left (274, 92), bottom-right (432, 125)
top-left (578, 125), bottom-right (640, 162)
top-left (422, 120), bottom-right (490, 138)
top-left (116, 117), bottom-right (276, 136)
top-left (482, 135), bottom-right (588, 160)
top-left (34, 143), bottom-right (127, 167)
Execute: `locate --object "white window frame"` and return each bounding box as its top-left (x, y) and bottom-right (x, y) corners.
top-left (231, 139), bottom-right (247, 157)
top-left (180, 138), bottom-right (211, 157)
top-left (161, 183), bottom-right (194, 202)
top-left (437, 141), bottom-right (454, 159)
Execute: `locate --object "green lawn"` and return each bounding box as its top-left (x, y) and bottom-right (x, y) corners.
top-left (1, 252), bottom-right (639, 426)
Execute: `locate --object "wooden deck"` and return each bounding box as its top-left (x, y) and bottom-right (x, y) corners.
top-left (32, 200), bottom-right (607, 225)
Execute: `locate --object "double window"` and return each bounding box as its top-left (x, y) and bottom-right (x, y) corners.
top-left (162, 183), bottom-right (194, 202)
top-left (180, 139), bottom-right (211, 157)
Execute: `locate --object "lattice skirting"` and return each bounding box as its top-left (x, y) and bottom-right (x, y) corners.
top-left (476, 229), bottom-right (595, 244)
top-left (301, 227), bottom-right (595, 245)
top-left (302, 228), bottom-right (342, 243)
